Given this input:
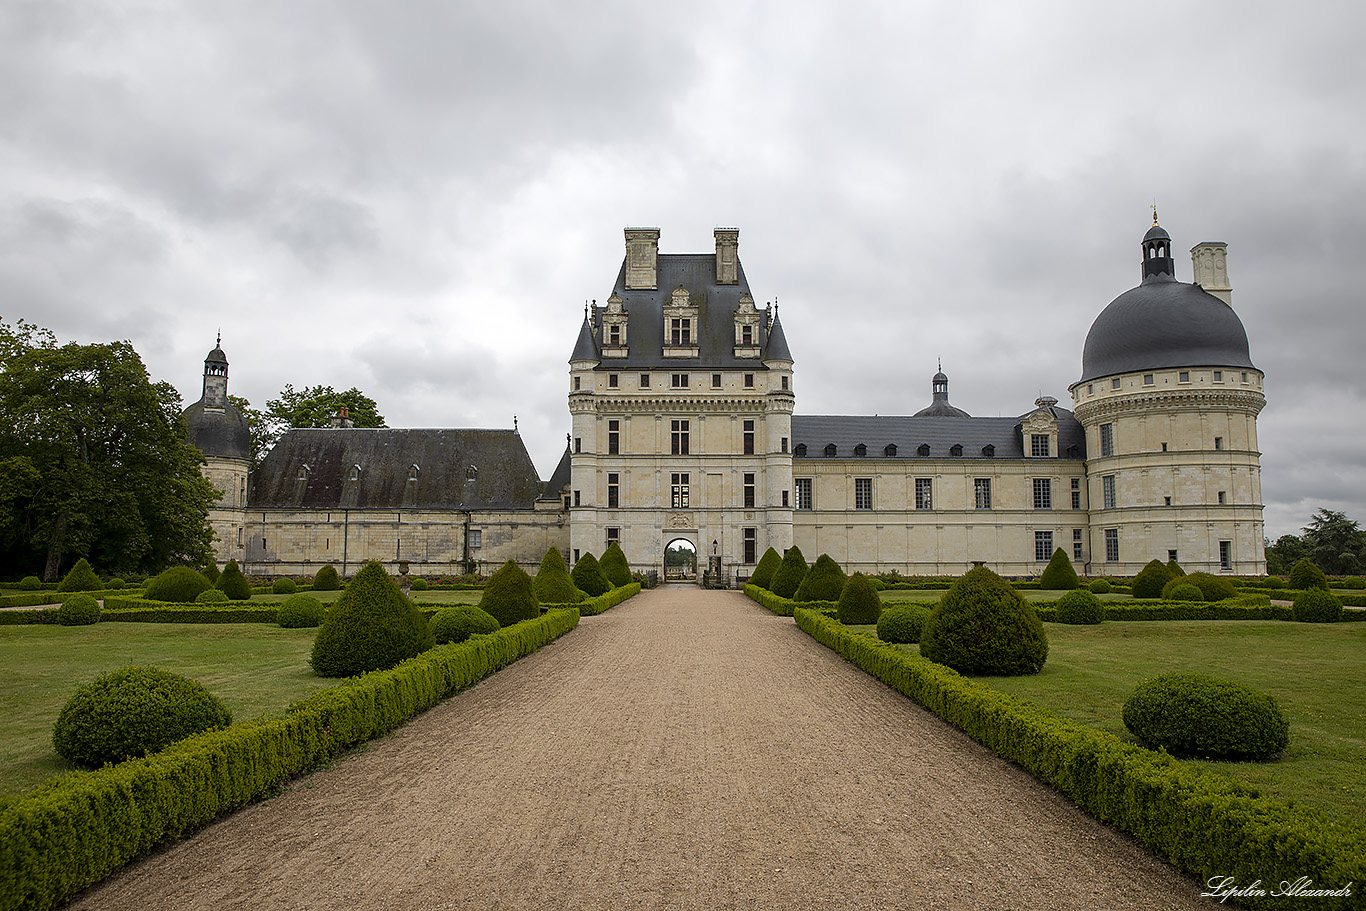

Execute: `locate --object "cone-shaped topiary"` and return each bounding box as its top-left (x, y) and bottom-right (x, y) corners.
top-left (1038, 548), bottom-right (1079, 591)
top-left (144, 566), bottom-right (212, 602)
top-left (599, 541), bottom-right (633, 588)
top-left (877, 604), bottom-right (931, 643)
top-left (1123, 673), bottom-right (1288, 760)
top-left (749, 547), bottom-right (782, 590)
top-left (571, 552), bottom-right (611, 598)
top-left (53, 666), bottom-right (232, 767)
top-left (57, 593), bottom-right (101, 626)
top-left (479, 560), bottom-right (540, 627)
top-left (1292, 588), bottom-right (1343, 623)
top-left (313, 564), bottom-right (341, 591)
top-left (57, 558), bottom-right (102, 593)
top-left (1130, 559), bottom-right (1175, 599)
top-left (1289, 557), bottom-right (1329, 592)
top-left (770, 546), bottom-right (808, 599)
top-left (836, 572), bottom-right (881, 624)
top-left (795, 554), bottom-right (848, 602)
top-left (216, 559), bottom-right (252, 600)
top-left (921, 566), bottom-right (1048, 676)
top-left (310, 561), bottom-right (434, 678)
top-left (202, 562), bottom-right (221, 585)
top-left (1054, 588), bottom-right (1104, 624)
top-left (1163, 582), bottom-right (1204, 602)
top-left (430, 605), bottom-right (500, 644)
top-left (1166, 559), bottom-right (1186, 577)
top-left (278, 594), bottom-right (325, 628)
top-left (533, 547), bottom-right (583, 604)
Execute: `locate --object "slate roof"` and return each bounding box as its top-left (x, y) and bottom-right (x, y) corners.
top-left (250, 428), bottom-right (544, 509)
top-left (539, 444), bottom-right (572, 502)
top-left (791, 410), bottom-right (1086, 461)
top-left (764, 314), bottom-right (792, 362)
top-left (183, 400), bottom-right (252, 461)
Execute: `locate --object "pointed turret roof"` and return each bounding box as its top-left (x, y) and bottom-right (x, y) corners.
top-left (764, 313), bottom-right (792, 362)
top-left (570, 314), bottom-right (598, 362)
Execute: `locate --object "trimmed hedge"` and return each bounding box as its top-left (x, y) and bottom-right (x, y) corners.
top-left (1289, 558), bottom-right (1329, 592)
top-left (1130, 559), bottom-right (1174, 599)
top-left (570, 553), bottom-right (612, 598)
top-left (429, 605), bottom-right (500, 644)
top-left (599, 542), bottom-right (634, 588)
top-left (312, 564), bottom-right (341, 592)
top-left (1123, 672), bottom-right (1289, 760)
top-left (216, 560), bottom-right (252, 601)
top-left (278, 595), bottom-right (325, 629)
top-left (272, 578), bottom-right (298, 595)
top-left (921, 566), bottom-right (1047, 676)
top-left (195, 589), bottom-right (230, 604)
top-left (312, 562), bottom-right (434, 678)
top-left (543, 583), bottom-right (640, 616)
top-left (0, 608), bottom-right (580, 911)
top-left (836, 572), bottom-right (880, 625)
top-left (744, 584), bottom-right (836, 618)
top-left (478, 561), bottom-right (540, 627)
top-left (793, 608), bottom-right (1366, 909)
top-left (876, 604), bottom-right (930, 643)
top-left (1164, 582), bottom-right (1204, 603)
top-left (1053, 588), bottom-right (1103, 625)
top-left (1293, 588), bottom-right (1343, 623)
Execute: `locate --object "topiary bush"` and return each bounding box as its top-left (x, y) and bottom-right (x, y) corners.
top-left (1292, 588), bottom-right (1343, 623)
top-left (105, 578), bottom-right (126, 590)
top-left (599, 541), bottom-right (633, 588)
top-left (1054, 588), bottom-right (1104, 624)
top-left (310, 561), bottom-right (434, 678)
top-left (876, 604), bottom-right (931, 643)
top-left (1087, 578), bottom-right (1112, 594)
top-left (278, 594), bottom-right (325, 628)
top-left (750, 547), bottom-right (782, 590)
top-left (1039, 548), bottom-right (1079, 591)
top-left (1163, 582), bottom-right (1204, 602)
top-left (1184, 571), bottom-right (1238, 602)
top-left (795, 554), bottom-right (848, 602)
top-left (202, 562), bottom-right (220, 586)
top-left (533, 547), bottom-right (583, 604)
top-left (921, 566), bottom-right (1048, 676)
top-left (53, 666), bottom-right (232, 768)
top-left (1166, 559), bottom-right (1186, 578)
top-left (1122, 672), bottom-right (1288, 760)
top-left (478, 560), bottom-right (540, 628)
top-left (313, 564), bottom-right (341, 592)
top-left (1130, 559), bottom-right (1175, 599)
top-left (195, 589), bottom-right (230, 603)
top-left (216, 559), bottom-right (252, 600)
top-left (836, 572), bottom-right (881, 625)
top-left (769, 546), bottom-right (808, 599)
top-left (57, 558), bottom-right (102, 593)
top-left (1289, 557), bottom-right (1329, 592)
top-left (408, 577), bottom-right (429, 592)
top-left (17, 576), bottom-right (41, 590)
top-left (1262, 576), bottom-right (1285, 590)
top-left (56, 593), bottom-right (101, 626)
top-left (429, 605), bottom-right (500, 644)
top-left (272, 578), bottom-right (298, 595)
top-left (570, 553), bottom-right (611, 598)
top-left (143, 566), bottom-right (212, 602)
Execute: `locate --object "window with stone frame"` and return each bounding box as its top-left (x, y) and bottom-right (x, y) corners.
top-left (743, 420), bottom-right (755, 455)
top-left (1105, 528), bottom-right (1119, 562)
top-left (670, 473), bottom-right (690, 509)
top-left (1033, 478), bottom-right (1052, 510)
top-left (1030, 434), bottom-right (1050, 457)
top-left (1102, 475), bottom-right (1116, 509)
top-left (1099, 423), bottom-right (1114, 457)
top-left (607, 473), bottom-right (619, 509)
top-left (915, 478), bottom-right (933, 510)
top-left (671, 420), bottom-right (689, 455)
top-left (608, 419), bottom-right (620, 455)
top-left (1035, 531), bottom-right (1053, 562)
top-left (974, 478), bottom-right (992, 510)
top-left (795, 478), bottom-right (813, 510)
top-left (743, 473), bottom-right (756, 508)
top-left (1071, 477), bottom-right (1081, 510)
top-left (743, 527), bottom-right (757, 564)
top-left (855, 478), bottom-right (873, 510)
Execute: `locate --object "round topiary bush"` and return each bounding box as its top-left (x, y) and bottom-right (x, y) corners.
top-left (1263, 577), bottom-right (1285, 590)
top-left (310, 561), bottom-right (434, 678)
top-left (749, 547), bottom-right (782, 590)
top-left (105, 578), bottom-right (126, 590)
top-left (144, 566), bottom-right (212, 603)
top-left (53, 666), bottom-right (232, 767)
top-left (1292, 588), bottom-right (1343, 623)
top-left (1182, 572), bottom-right (1238, 602)
top-left (533, 547), bottom-right (582, 604)
top-left (408, 577), bottom-right (429, 592)
top-left (1130, 559), bottom-right (1175, 599)
top-left (1039, 548), bottom-right (1079, 591)
top-left (1163, 582), bottom-right (1205, 602)
top-left (216, 559), bottom-right (251, 600)
top-left (877, 604), bottom-right (930, 643)
top-left (920, 566), bottom-right (1048, 676)
top-left (313, 564), bottom-right (341, 592)
top-left (272, 578), bottom-right (298, 595)
top-left (599, 542), bottom-right (634, 588)
top-left (1054, 588), bottom-right (1104, 624)
top-left (1087, 578), bottom-right (1112, 594)
top-left (195, 589), bottom-right (230, 603)
top-left (278, 594), bottom-right (325, 628)
top-left (1289, 558), bottom-right (1329, 592)
top-left (429, 605), bottom-right (500, 644)
top-left (795, 554), bottom-right (848, 602)
top-left (17, 576), bottom-right (41, 591)
top-left (570, 553), bottom-right (611, 597)
top-left (836, 572), bottom-right (881, 625)
top-left (1122, 672), bottom-right (1288, 760)
top-left (58, 558), bottom-right (102, 593)
top-left (479, 560), bottom-right (540, 628)
top-left (56, 593), bottom-right (101, 626)
top-left (769, 546), bottom-right (808, 599)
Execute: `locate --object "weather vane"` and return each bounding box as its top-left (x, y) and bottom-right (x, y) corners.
top-left (1151, 202), bottom-right (1159, 226)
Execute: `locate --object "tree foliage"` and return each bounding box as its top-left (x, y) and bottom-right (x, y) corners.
top-left (251, 384), bottom-right (386, 462)
top-left (0, 320), bottom-right (219, 580)
top-left (1303, 508), bottom-right (1366, 576)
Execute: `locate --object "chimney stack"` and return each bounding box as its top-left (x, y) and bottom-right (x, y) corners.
top-left (624, 227), bottom-right (659, 290)
top-left (1191, 242), bottom-right (1232, 306)
top-left (715, 227), bottom-right (739, 284)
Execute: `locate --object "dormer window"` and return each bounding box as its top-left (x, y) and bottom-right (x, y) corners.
top-left (794, 443), bottom-right (807, 457)
top-left (884, 444), bottom-right (897, 457)
top-left (824, 443), bottom-right (837, 457)
top-left (663, 285), bottom-right (699, 358)
top-left (917, 443), bottom-right (931, 457)
top-left (853, 443), bottom-right (867, 457)
top-left (982, 444), bottom-right (996, 457)
top-left (950, 444), bottom-right (963, 457)
top-left (600, 292), bottom-right (629, 357)
top-left (733, 293), bottom-right (763, 358)
top-left (297, 465), bottom-right (311, 482)
top-left (670, 319), bottom-right (691, 346)
top-left (348, 465), bottom-right (361, 482)
top-left (465, 465), bottom-right (478, 481)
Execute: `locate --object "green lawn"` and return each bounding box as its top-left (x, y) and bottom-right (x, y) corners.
top-left (894, 621), bottom-right (1366, 831)
top-left (0, 623), bottom-right (333, 795)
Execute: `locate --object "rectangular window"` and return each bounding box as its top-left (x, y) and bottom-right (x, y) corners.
top-left (607, 473), bottom-right (619, 509)
top-left (1111, 378), bottom-right (1121, 390)
top-left (573, 376), bottom-right (581, 390)
top-left (795, 478), bottom-right (813, 510)
top-left (781, 490), bottom-right (789, 507)
top-left (1165, 496), bottom-right (1172, 506)
top-left (1143, 374), bottom-right (1154, 385)
top-left (1035, 531), bottom-right (1053, 562)
top-left (781, 376), bottom-right (789, 390)
top-left (671, 373), bottom-right (688, 388)
top-left (744, 373), bottom-right (754, 388)
top-left (1179, 371), bottom-right (1190, 383)
top-left (743, 420), bottom-right (755, 455)
top-left (608, 374), bottom-right (618, 388)
top-left (1033, 478), bottom-right (1052, 510)
top-left (1241, 372), bottom-right (1249, 383)
top-left (743, 527), bottom-right (757, 564)
top-left (671, 419), bottom-right (689, 455)
top-left (1220, 540), bottom-right (1232, 570)
top-left (608, 325), bottom-right (620, 345)
top-left (742, 325), bottom-right (754, 345)
top-left (712, 373), bottom-right (722, 388)
top-left (1073, 540), bottom-right (1083, 560)
top-left (1213, 370), bottom-right (1223, 382)
top-left (1105, 528), bottom-right (1120, 562)
top-left (469, 529), bottom-right (482, 548)
top-left (606, 527), bottom-right (620, 542)
top-left (574, 437), bottom-right (581, 454)
top-left (1168, 549), bottom-right (1178, 562)
top-left (573, 490), bottom-right (581, 507)
top-left (608, 419), bottom-right (620, 455)
top-left (1099, 423), bottom-right (1114, 458)
top-left (670, 318), bottom-right (691, 346)
top-left (915, 478), bottom-right (933, 510)
top-left (1071, 477), bottom-right (1081, 510)
top-left (1218, 490), bottom-right (1226, 504)
top-left (1031, 434), bottom-right (1050, 457)
top-left (781, 436), bottom-right (789, 453)
top-left (855, 478), bottom-right (873, 510)
top-left (640, 373), bottom-right (650, 387)
top-left (1102, 475), bottom-right (1116, 510)
top-left (1214, 436), bottom-right (1224, 450)
top-left (670, 473), bottom-right (690, 509)
top-left (974, 478), bottom-right (992, 510)
top-left (743, 472), bottom-right (756, 508)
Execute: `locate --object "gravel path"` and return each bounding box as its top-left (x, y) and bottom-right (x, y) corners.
top-left (67, 586), bottom-right (1217, 910)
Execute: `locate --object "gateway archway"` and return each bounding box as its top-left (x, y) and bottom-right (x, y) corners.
top-left (663, 537), bottom-right (697, 582)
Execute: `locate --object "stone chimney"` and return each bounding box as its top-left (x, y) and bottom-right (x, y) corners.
top-left (715, 227), bottom-right (739, 284)
top-left (624, 227), bottom-right (660, 290)
top-left (330, 405), bottom-right (354, 429)
top-left (1191, 242), bottom-right (1232, 306)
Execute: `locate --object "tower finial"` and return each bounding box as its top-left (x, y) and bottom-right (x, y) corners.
top-left (216, 329), bottom-right (221, 348)
top-left (514, 414), bottom-right (518, 431)
top-left (1151, 202), bottom-right (1159, 226)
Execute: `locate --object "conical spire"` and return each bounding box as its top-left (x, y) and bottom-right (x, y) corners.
top-left (569, 309), bottom-right (599, 362)
top-left (764, 305), bottom-right (793, 362)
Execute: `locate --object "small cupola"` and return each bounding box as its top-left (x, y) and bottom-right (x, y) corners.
top-left (202, 333), bottom-right (229, 410)
top-left (1141, 208), bottom-right (1176, 282)
top-left (913, 363), bottom-right (971, 418)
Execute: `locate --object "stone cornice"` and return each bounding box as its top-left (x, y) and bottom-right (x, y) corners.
top-left (1075, 387), bottom-right (1265, 422)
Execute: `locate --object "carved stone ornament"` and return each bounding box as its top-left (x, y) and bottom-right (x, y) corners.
top-left (667, 512), bottom-right (693, 528)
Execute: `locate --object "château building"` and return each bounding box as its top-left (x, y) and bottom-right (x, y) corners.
top-left (185, 218), bottom-right (1266, 579)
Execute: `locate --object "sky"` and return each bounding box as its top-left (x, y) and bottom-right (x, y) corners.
top-left (2, 1), bottom-right (1363, 542)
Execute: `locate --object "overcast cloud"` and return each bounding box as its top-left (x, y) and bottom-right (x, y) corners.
top-left (2, 0), bottom-right (1363, 541)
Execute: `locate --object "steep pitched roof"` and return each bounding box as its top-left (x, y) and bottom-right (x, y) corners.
top-left (538, 443), bottom-right (573, 502)
top-left (791, 411), bottom-right (1086, 460)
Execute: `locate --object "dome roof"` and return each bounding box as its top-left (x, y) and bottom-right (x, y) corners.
top-left (1078, 277), bottom-right (1255, 384)
top-left (205, 345), bottom-right (228, 364)
top-left (183, 399), bottom-right (251, 461)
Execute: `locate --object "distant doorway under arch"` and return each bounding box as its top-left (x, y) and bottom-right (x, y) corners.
top-left (663, 538), bottom-right (697, 582)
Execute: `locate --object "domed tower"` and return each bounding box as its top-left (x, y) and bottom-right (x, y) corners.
top-left (1070, 216), bottom-right (1265, 574)
top-left (182, 336), bottom-right (251, 565)
top-left (913, 365), bottom-right (971, 417)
